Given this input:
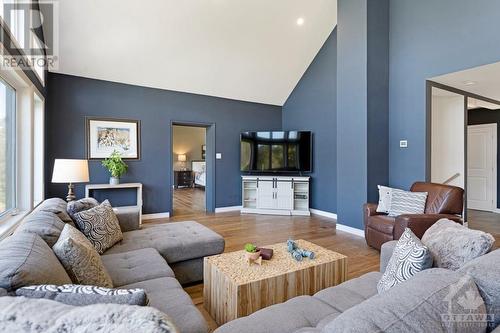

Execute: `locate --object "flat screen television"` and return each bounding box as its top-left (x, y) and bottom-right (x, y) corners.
top-left (240, 131), bottom-right (312, 173)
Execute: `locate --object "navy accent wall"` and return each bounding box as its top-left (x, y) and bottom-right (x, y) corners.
top-left (282, 29), bottom-right (337, 213)
top-left (468, 108), bottom-right (500, 207)
top-left (46, 73), bottom-right (281, 214)
top-left (389, 0), bottom-right (500, 189)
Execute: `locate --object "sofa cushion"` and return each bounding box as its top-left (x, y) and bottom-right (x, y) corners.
top-left (422, 218), bottom-right (495, 270)
top-left (314, 271), bottom-right (381, 312)
top-left (101, 248), bottom-right (175, 287)
top-left (73, 199), bottom-right (123, 254)
top-left (0, 232), bottom-right (71, 292)
top-left (53, 224), bottom-right (113, 288)
top-left (366, 215), bottom-right (394, 235)
top-left (214, 296), bottom-right (337, 333)
top-left (66, 197), bottom-right (99, 220)
top-left (377, 228), bottom-right (433, 293)
top-left (33, 198), bottom-right (74, 224)
top-left (322, 268), bottom-right (488, 333)
top-left (123, 277), bottom-right (208, 333)
top-left (459, 249), bottom-right (500, 329)
top-left (105, 221), bottom-right (225, 264)
top-left (15, 211), bottom-right (66, 247)
top-left (16, 284), bottom-right (148, 306)
top-left (0, 296), bottom-right (176, 333)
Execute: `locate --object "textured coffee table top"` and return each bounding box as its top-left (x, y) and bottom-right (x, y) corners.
top-left (205, 239), bottom-right (347, 285)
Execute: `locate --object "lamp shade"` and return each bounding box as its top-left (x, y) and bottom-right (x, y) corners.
top-left (52, 159), bottom-right (90, 183)
top-left (177, 154), bottom-right (187, 162)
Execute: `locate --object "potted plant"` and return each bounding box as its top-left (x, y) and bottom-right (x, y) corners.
top-left (244, 243), bottom-right (260, 261)
top-left (102, 150), bottom-right (128, 185)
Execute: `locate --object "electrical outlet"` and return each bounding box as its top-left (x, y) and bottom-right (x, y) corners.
top-left (399, 140), bottom-right (408, 148)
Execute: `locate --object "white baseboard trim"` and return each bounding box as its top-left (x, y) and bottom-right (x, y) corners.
top-left (215, 206), bottom-right (242, 213)
top-left (310, 209), bottom-right (337, 220)
top-left (142, 212), bottom-right (170, 220)
top-left (310, 208), bottom-right (364, 238)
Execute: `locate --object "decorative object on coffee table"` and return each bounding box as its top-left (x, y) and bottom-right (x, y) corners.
top-left (51, 159), bottom-right (90, 202)
top-left (101, 151), bottom-right (128, 185)
top-left (287, 239), bottom-right (316, 261)
top-left (86, 117), bottom-right (140, 160)
top-left (244, 243), bottom-right (261, 265)
top-left (204, 239), bottom-right (347, 325)
top-left (256, 247), bottom-right (273, 260)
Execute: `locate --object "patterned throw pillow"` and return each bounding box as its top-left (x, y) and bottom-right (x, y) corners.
top-left (377, 228), bottom-right (433, 293)
top-left (53, 224), bottom-right (113, 288)
top-left (387, 189), bottom-right (428, 217)
top-left (376, 185), bottom-right (393, 213)
top-left (73, 200), bottom-right (123, 254)
top-left (67, 198), bottom-right (100, 220)
top-left (16, 284), bottom-right (148, 306)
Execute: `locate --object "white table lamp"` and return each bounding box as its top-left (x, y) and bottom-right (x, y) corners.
top-left (52, 159), bottom-right (90, 202)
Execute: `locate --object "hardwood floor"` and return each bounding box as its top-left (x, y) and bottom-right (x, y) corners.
top-left (173, 187), bottom-right (205, 216)
top-left (145, 211), bottom-right (379, 331)
top-left (468, 209), bottom-right (500, 249)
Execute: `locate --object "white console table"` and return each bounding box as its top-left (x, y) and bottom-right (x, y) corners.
top-left (241, 176), bottom-right (310, 216)
top-left (85, 183), bottom-right (143, 224)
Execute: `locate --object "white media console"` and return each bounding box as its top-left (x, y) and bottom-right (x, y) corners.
top-left (241, 176), bottom-right (310, 216)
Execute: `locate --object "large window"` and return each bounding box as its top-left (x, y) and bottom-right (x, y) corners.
top-left (0, 79), bottom-right (16, 215)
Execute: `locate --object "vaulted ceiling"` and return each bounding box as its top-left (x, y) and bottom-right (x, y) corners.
top-left (47, 0), bottom-right (337, 106)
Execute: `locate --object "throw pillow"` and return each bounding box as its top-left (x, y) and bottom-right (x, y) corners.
top-left (53, 224), bottom-right (113, 288)
top-left (387, 189), bottom-right (428, 217)
top-left (67, 197), bottom-right (99, 220)
top-left (422, 218), bottom-right (495, 270)
top-left (14, 211), bottom-right (66, 247)
top-left (377, 228), bottom-right (433, 293)
top-left (73, 199), bottom-right (123, 254)
top-left (33, 198), bottom-right (74, 224)
top-left (0, 232), bottom-right (71, 292)
top-left (376, 185), bottom-right (393, 213)
top-left (16, 284), bottom-right (148, 306)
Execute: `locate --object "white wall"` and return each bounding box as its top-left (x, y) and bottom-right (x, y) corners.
top-left (172, 125), bottom-right (206, 171)
top-left (431, 90), bottom-right (465, 188)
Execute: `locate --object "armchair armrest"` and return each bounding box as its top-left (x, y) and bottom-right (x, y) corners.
top-left (113, 206), bottom-right (141, 232)
top-left (394, 214), bottom-right (462, 240)
top-left (364, 203), bottom-right (384, 217)
top-left (380, 240), bottom-right (398, 273)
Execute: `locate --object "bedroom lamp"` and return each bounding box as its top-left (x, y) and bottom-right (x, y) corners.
top-left (52, 159), bottom-right (90, 202)
top-left (178, 154), bottom-right (187, 171)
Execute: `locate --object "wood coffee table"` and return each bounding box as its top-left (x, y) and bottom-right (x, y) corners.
top-left (203, 239), bottom-right (347, 325)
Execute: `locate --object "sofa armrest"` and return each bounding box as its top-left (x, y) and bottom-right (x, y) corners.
top-left (364, 203), bottom-right (384, 217)
top-left (394, 214), bottom-right (462, 240)
top-left (380, 240), bottom-right (397, 273)
top-left (113, 207), bottom-right (140, 232)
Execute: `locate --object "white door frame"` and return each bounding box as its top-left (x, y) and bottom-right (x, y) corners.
top-left (467, 123), bottom-right (497, 212)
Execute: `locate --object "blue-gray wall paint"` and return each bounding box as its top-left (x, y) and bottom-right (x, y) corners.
top-left (282, 29), bottom-right (337, 213)
top-left (467, 108), bottom-right (500, 207)
top-left (45, 73), bottom-right (282, 214)
top-left (337, 0), bottom-right (389, 229)
top-left (389, 0), bottom-right (500, 189)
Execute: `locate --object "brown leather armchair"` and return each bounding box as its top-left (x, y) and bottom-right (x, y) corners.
top-left (363, 182), bottom-right (464, 250)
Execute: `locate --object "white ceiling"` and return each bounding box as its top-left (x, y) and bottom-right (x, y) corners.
top-left (431, 61), bottom-right (500, 105)
top-left (47, 0), bottom-right (337, 106)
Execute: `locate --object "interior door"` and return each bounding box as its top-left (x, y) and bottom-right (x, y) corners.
top-left (257, 180), bottom-right (275, 209)
top-left (467, 124), bottom-right (497, 211)
top-left (275, 181), bottom-right (293, 210)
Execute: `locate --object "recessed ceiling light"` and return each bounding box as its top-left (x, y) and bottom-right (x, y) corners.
top-left (462, 80), bottom-right (477, 86)
top-left (296, 17), bottom-right (305, 26)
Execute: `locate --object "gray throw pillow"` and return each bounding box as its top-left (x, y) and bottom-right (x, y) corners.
top-left (73, 200), bottom-right (123, 254)
top-left (0, 232), bottom-right (71, 292)
top-left (67, 197), bottom-right (99, 220)
top-left (422, 219), bottom-right (495, 270)
top-left (377, 228), bottom-right (433, 293)
top-left (34, 198), bottom-right (74, 224)
top-left (387, 189), bottom-right (428, 217)
top-left (16, 284), bottom-right (148, 306)
top-left (53, 224), bottom-right (113, 288)
top-left (458, 249), bottom-right (500, 330)
top-left (14, 211), bottom-right (66, 247)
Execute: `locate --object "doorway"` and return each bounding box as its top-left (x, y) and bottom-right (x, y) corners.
top-left (171, 122), bottom-right (215, 216)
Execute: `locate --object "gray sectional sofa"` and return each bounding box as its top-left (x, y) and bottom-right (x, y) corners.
top-left (0, 198), bottom-right (225, 333)
top-left (215, 240), bottom-right (500, 333)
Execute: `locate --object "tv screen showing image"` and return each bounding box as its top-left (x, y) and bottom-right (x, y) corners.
top-left (240, 131), bottom-right (312, 173)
